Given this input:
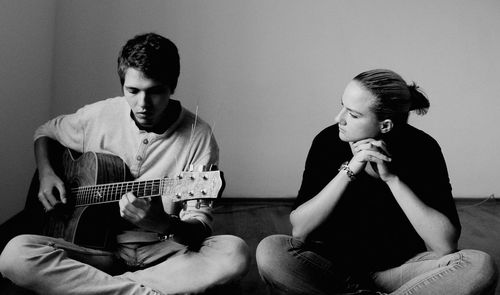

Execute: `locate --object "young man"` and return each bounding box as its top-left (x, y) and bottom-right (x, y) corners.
top-left (0, 33), bottom-right (249, 295)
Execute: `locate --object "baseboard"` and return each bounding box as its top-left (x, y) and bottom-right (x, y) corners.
top-left (217, 197), bottom-right (295, 205)
top-left (218, 196), bottom-right (498, 205)
top-left (454, 194), bottom-right (497, 203)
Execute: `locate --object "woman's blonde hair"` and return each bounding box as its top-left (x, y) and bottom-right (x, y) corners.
top-left (354, 69), bottom-right (430, 124)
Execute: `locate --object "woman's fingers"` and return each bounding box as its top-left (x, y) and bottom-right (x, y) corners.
top-left (353, 139), bottom-right (391, 157)
top-left (365, 150), bottom-right (391, 163)
top-left (370, 140), bottom-right (391, 156)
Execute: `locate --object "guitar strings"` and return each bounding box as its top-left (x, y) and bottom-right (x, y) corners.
top-left (72, 178), bottom-right (168, 205)
top-left (186, 98), bottom-right (222, 173)
top-left (186, 104), bottom-right (199, 171)
top-left (70, 173), bottom-right (217, 206)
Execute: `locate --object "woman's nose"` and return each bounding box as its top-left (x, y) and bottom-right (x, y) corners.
top-left (335, 108), bottom-right (346, 125)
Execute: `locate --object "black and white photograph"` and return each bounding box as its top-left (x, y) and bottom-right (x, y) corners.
top-left (0, 1), bottom-right (499, 294)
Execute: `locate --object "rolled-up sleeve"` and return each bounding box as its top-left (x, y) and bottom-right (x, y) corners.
top-left (33, 105), bottom-right (92, 152)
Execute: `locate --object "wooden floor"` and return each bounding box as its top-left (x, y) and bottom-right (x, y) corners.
top-left (212, 198), bottom-right (500, 295)
top-left (212, 199), bottom-right (293, 294)
top-left (1, 198), bottom-right (499, 294)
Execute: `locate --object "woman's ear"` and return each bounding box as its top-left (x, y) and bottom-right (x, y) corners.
top-left (380, 119), bottom-right (394, 134)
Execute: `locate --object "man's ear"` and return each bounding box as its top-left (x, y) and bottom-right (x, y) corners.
top-left (380, 119), bottom-right (393, 134)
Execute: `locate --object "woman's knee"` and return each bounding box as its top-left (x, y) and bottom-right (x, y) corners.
top-left (460, 249), bottom-right (498, 288)
top-left (256, 234), bottom-right (294, 278)
top-left (257, 235), bottom-right (336, 293)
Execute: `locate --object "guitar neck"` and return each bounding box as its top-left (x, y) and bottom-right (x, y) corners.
top-left (71, 170), bottom-right (222, 207)
top-left (72, 178), bottom-right (176, 207)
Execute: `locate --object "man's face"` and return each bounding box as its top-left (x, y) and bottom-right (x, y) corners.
top-left (123, 68), bottom-right (171, 130)
top-left (335, 80), bottom-right (382, 142)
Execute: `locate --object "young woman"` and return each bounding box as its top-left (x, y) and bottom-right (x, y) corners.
top-left (256, 69), bottom-right (498, 294)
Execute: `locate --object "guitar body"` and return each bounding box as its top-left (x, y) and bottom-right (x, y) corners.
top-left (43, 149), bottom-right (131, 250)
top-left (26, 142), bottom-right (224, 250)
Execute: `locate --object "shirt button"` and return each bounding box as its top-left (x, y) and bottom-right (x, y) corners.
top-left (143, 139), bottom-right (149, 144)
top-left (136, 155), bottom-right (142, 161)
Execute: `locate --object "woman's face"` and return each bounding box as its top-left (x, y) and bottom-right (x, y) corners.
top-left (335, 80), bottom-right (382, 142)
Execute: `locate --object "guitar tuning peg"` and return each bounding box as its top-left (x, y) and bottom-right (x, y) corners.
top-left (201, 189), bottom-right (207, 195)
top-left (189, 191), bottom-right (194, 196)
top-left (203, 174), bottom-right (209, 180)
top-left (175, 193), bottom-right (182, 200)
top-left (177, 174), bottom-right (183, 179)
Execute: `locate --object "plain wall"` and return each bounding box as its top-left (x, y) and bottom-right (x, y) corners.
top-left (0, 0), bottom-right (56, 224)
top-left (2, 0), bottom-right (500, 224)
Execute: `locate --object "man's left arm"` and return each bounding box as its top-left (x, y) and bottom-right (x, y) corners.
top-left (175, 130), bottom-right (220, 243)
top-left (119, 192), bottom-right (212, 244)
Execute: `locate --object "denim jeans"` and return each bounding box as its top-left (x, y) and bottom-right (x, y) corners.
top-left (256, 235), bottom-right (498, 295)
top-left (0, 234), bottom-right (250, 295)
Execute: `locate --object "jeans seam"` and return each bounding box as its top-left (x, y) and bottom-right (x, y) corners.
top-left (47, 241), bottom-right (115, 257)
top-left (287, 238), bottom-right (334, 272)
top-left (395, 252), bottom-right (465, 295)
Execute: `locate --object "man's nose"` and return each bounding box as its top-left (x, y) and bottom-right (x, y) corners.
top-left (137, 92), bottom-right (149, 108)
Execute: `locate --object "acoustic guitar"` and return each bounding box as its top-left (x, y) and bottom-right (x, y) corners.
top-left (38, 148), bottom-right (224, 250)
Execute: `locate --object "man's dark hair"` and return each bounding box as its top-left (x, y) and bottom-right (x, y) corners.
top-left (117, 33), bottom-right (180, 93)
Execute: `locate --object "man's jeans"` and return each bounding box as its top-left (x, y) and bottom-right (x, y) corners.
top-left (0, 234), bottom-right (250, 295)
top-left (256, 235), bottom-right (498, 295)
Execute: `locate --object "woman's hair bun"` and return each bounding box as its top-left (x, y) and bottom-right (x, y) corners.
top-left (408, 82), bottom-right (430, 115)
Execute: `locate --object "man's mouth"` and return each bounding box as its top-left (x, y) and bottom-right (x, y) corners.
top-left (136, 111), bottom-right (151, 118)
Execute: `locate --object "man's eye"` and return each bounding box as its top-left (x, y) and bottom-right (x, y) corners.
top-left (148, 89), bottom-right (163, 95)
top-left (349, 113), bottom-right (358, 118)
top-left (148, 86), bottom-right (168, 95)
top-left (127, 88), bottom-right (138, 94)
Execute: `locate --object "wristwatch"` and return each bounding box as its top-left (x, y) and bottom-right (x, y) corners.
top-left (157, 215), bottom-right (180, 241)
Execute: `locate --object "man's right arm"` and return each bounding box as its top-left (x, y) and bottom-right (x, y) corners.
top-left (35, 136), bottom-right (67, 211)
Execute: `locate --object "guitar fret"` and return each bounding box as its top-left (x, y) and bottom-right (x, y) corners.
top-left (132, 181), bottom-right (138, 196)
top-left (142, 180), bottom-right (147, 197)
top-left (106, 184), bottom-right (110, 202)
top-left (111, 183), bottom-right (117, 202)
top-left (84, 187), bottom-right (89, 205)
top-left (120, 182), bottom-right (126, 201)
top-left (101, 186), bottom-right (106, 202)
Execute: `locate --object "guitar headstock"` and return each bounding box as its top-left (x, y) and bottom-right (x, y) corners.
top-left (169, 170), bottom-right (225, 203)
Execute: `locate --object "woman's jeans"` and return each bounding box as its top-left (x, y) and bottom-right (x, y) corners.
top-left (256, 235), bottom-right (498, 295)
top-left (0, 234), bottom-right (250, 295)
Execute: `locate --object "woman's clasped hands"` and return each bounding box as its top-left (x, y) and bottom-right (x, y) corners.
top-left (348, 138), bottom-right (396, 182)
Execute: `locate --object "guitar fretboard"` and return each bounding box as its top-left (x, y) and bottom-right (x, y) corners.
top-left (71, 178), bottom-right (177, 207)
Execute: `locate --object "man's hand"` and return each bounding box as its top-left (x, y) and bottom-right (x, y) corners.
top-left (349, 138), bottom-right (395, 182)
top-left (119, 192), bottom-right (170, 233)
top-left (38, 172), bottom-right (66, 212)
